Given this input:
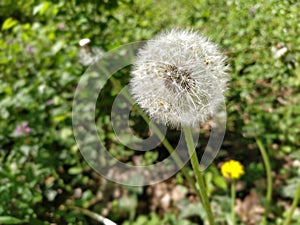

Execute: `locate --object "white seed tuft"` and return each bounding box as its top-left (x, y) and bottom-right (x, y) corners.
top-left (130, 29), bottom-right (229, 128)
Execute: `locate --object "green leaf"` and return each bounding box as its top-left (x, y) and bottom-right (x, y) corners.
top-left (0, 216), bottom-right (25, 224)
top-left (52, 114), bottom-right (68, 123)
top-left (33, 2), bottom-right (50, 15)
top-left (68, 166), bottom-right (82, 175)
top-left (213, 175), bottom-right (227, 190)
top-left (1, 18), bottom-right (18, 30)
top-left (52, 40), bottom-right (64, 54)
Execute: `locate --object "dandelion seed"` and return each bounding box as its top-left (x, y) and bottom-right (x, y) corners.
top-left (130, 29), bottom-right (229, 128)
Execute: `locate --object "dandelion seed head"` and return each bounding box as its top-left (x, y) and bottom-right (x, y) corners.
top-left (130, 29), bottom-right (229, 128)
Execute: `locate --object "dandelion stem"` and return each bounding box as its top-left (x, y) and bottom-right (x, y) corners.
top-left (255, 138), bottom-right (272, 225)
top-left (283, 182), bottom-right (300, 225)
top-left (231, 180), bottom-right (236, 225)
top-left (183, 127), bottom-right (215, 225)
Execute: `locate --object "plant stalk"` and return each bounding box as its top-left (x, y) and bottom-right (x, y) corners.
top-left (283, 182), bottom-right (300, 225)
top-left (184, 127), bottom-right (215, 225)
top-left (231, 180), bottom-right (236, 225)
top-left (255, 138), bottom-right (272, 225)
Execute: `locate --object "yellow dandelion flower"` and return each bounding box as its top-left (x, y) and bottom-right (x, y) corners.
top-left (221, 160), bottom-right (245, 180)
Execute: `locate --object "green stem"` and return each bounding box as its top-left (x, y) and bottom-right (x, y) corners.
top-left (183, 127), bottom-right (215, 225)
top-left (283, 182), bottom-right (300, 225)
top-left (255, 138), bottom-right (272, 225)
top-left (231, 180), bottom-right (236, 225)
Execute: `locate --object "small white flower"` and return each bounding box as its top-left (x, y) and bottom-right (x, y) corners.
top-left (79, 38), bottom-right (91, 47)
top-left (38, 84), bottom-right (46, 93)
top-left (272, 46), bottom-right (288, 59)
top-left (78, 38), bottom-right (105, 66)
top-left (129, 29), bottom-right (229, 128)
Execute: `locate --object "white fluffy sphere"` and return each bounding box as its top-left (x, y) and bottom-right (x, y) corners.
top-left (130, 29), bottom-right (229, 128)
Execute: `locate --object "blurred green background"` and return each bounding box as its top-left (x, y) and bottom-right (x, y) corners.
top-left (0, 0), bottom-right (300, 224)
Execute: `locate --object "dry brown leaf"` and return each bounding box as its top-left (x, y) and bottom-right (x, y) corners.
top-left (235, 189), bottom-right (265, 225)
